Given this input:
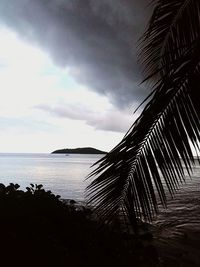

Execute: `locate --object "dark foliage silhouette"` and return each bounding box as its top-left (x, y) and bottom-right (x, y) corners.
top-left (0, 183), bottom-right (157, 267)
top-left (86, 0), bottom-right (200, 231)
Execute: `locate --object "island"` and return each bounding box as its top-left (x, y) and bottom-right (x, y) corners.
top-left (51, 147), bottom-right (107, 154)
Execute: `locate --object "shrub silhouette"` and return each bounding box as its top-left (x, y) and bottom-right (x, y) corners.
top-left (0, 183), bottom-right (157, 267)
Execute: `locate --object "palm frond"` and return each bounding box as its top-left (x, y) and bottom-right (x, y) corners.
top-left (141, 0), bottom-right (200, 79)
top-left (86, 0), bottom-right (200, 231)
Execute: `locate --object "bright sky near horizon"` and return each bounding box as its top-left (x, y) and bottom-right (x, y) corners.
top-left (0, 27), bottom-right (131, 153)
top-left (0, 1), bottom-right (150, 153)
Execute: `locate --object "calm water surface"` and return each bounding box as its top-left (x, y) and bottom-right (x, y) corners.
top-left (0, 153), bottom-right (103, 200)
top-left (0, 153), bottom-right (200, 238)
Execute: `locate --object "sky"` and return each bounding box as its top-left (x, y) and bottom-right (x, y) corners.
top-left (0, 0), bottom-right (151, 153)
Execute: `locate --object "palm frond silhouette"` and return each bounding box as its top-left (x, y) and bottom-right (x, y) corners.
top-left (86, 0), bottom-right (200, 231)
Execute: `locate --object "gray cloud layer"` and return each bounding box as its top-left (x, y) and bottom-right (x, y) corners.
top-left (37, 103), bottom-right (135, 133)
top-left (0, 0), bottom-right (151, 108)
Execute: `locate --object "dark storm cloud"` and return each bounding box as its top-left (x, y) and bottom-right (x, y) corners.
top-left (0, 0), bottom-right (151, 108)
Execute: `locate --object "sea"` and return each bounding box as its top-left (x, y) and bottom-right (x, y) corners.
top-left (0, 153), bottom-right (200, 241)
top-left (0, 153), bottom-right (102, 200)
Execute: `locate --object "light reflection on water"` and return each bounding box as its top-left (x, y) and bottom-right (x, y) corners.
top-left (0, 153), bottom-right (103, 200)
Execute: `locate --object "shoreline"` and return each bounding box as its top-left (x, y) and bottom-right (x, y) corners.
top-left (0, 183), bottom-right (199, 266)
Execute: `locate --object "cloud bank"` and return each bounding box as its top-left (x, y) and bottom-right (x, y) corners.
top-left (37, 103), bottom-right (135, 133)
top-left (0, 0), bottom-right (151, 108)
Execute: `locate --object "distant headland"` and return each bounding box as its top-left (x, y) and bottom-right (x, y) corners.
top-left (51, 147), bottom-right (107, 154)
